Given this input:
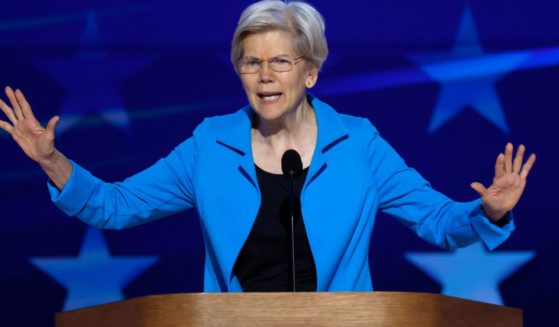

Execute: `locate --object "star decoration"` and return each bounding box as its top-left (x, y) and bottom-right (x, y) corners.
top-left (34, 11), bottom-right (151, 134)
top-left (30, 227), bottom-right (158, 311)
top-left (409, 6), bottom-right (529, 134)
top-left (405, 242), bottom-right (535, 305)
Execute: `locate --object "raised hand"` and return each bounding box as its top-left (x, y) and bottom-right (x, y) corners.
top-left (0, 86), bottom-right (60, 163)
top-left (471, 143), bottom-right (536, 222)
top-left (0, 86), bottom-right (72, 189)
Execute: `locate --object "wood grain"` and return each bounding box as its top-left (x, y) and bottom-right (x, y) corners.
top-left (56, 292), bottom-right (522, 327)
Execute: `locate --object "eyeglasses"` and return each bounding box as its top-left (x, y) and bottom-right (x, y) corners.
top-left (238, 56), bottom-right (305, 74)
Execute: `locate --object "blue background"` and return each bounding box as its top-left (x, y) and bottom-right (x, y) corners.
top-left (0, 0), bottom-right (557, 325)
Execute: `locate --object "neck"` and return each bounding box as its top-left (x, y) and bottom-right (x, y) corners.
top-left (254, 99), bottom-right (315, 147)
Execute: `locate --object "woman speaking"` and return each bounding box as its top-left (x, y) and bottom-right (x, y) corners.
top-left (0, 0), bottom-right (536, 293)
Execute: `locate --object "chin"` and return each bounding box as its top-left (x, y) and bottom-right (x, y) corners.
top-left (251, 102), bottom-right (289, 121)
top-left (254, 108), bottom-right (288, 123)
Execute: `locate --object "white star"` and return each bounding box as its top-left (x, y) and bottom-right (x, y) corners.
top-left (31, 227), bottom-right (158, 311)
top-left (409, 6), bottom-right (529, 134)
top-left (406, 242), bottom-right (535, 305)
top-left (34, 11), bottom-right (150, 135)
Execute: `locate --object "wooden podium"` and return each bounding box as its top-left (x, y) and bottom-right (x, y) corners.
top-left (55, 292), bottom-right (521, 326)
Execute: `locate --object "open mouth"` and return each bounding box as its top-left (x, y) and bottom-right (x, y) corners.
top-left (258, 92), bottom-right (282, 102)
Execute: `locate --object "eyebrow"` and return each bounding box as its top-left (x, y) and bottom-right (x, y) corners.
top-left (241, 54), bottom-right (293, 59)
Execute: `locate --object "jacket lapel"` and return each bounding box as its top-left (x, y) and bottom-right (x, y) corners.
top-left (214, 96), bottom-right (350, 188)
top-left (305, 95), bottom-right (349, 189)
top-left (214, 106), bottom-right (258, 188)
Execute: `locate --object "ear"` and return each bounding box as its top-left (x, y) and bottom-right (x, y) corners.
top-left (305, 64), bottom-right (319, 89)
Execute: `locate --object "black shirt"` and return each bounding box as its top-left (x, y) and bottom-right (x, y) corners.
top-left (233, 165), bottom-right (317, 291)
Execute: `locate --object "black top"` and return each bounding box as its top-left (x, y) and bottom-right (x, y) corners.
top-left (233, 165), bottom-right (317, 291)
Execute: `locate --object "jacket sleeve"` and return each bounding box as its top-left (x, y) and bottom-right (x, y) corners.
top-left (362, 119), bottom-right (514, 250)
top-left (48, 122), bottom-right (207, 230)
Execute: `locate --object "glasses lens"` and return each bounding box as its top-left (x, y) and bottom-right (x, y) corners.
top-left (239, 58), bottom-right (260, 73)
top-left (270, 58), bottom-right (293, 72)
top-left (238, 57), bottom-right (300, 73)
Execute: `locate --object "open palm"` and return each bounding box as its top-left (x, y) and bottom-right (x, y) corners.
top-left (0, 86), bottom-right (60, 164)
top-left (471, 143), bottom-right (536, 222)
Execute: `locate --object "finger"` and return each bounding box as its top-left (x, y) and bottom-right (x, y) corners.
top-left (15, 89), bottom-right (37, 122)
top-left (46, 115), bottom-right (60, 134)
top-left (470, 182), bottom-right (487, 197)
top-left (5, 86), bottom-right (23, 120)
top-left (494, 153), bottom-right (506, 179)
top-left (504, 142), bottom-right (513, 173)
top-left (0, 119), bottom-right (14, 135)
top-left (520, 153), bottom-right (536, 179)
top-left (0, 98), bottom-right (17, 124)
top-left (513, 144), bottom-right (525, 174)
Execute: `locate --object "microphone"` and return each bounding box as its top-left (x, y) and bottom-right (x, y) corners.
top-left (281, 149), bottom-right (302, 292)
top-left (281, 149), bottom-right (303, 180)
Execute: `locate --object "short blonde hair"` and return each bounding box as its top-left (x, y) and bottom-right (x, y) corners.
top-left (231, 0), bottom-right (328, 72)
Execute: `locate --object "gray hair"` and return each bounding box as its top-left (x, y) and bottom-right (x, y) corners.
top-left (231, 0), bottom-right (328, 72)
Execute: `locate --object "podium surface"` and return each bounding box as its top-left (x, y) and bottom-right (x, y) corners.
top-left (56, 292), bottom-right (522, 326)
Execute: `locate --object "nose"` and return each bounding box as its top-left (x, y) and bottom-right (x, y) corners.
top-left (258, 61), bottom-right (274, 83)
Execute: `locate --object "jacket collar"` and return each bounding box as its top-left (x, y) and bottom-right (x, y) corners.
top-left (215, 94), bottom-right (349, 157)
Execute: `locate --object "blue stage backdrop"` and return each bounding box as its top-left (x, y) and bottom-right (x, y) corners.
top-left (0, 0), bottom-right (557, 325)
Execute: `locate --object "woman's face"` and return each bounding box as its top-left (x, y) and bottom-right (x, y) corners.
top-left (238, 30), bottom-right (318, 123)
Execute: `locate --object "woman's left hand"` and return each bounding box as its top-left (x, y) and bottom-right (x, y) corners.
top-left (471, 143), bottom-right (536, 223)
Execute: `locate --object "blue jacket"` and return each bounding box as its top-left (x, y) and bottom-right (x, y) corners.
top-left (49, 96), bottom-right (514, 292)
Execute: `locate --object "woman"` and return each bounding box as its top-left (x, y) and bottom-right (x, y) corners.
top-left (0, 0), bottom-right (535, 292)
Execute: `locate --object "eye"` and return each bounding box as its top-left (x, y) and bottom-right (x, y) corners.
top-left (244, 58), bottom-right (261, 67)
top-left (270, 58), bottom-right (291, 65)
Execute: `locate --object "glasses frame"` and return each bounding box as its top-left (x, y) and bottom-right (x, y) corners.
top-left (237, 56), bottom-right (305, 74)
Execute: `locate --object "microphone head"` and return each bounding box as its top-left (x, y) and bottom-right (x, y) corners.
top-left (281, 149), bottom-right (303, 180)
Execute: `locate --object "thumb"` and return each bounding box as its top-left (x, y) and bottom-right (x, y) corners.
top-left (470, 182), bottom-right (487, 197)
top-left (46, 115), bottom-right (60, 134)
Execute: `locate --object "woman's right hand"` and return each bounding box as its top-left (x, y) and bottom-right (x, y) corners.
top-left (0, 86), bottom-right (72, 190)
top-left (0, 86), bottom-right (60, 164)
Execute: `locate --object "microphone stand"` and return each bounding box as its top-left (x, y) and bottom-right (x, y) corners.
top-left (281, 149), bottom-right (302, 292)
top-left (288, 177), bottom-right (296, 292)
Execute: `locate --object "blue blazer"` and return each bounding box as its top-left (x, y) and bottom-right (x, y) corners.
top-left (49, 96), bottom-right (514, 292)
